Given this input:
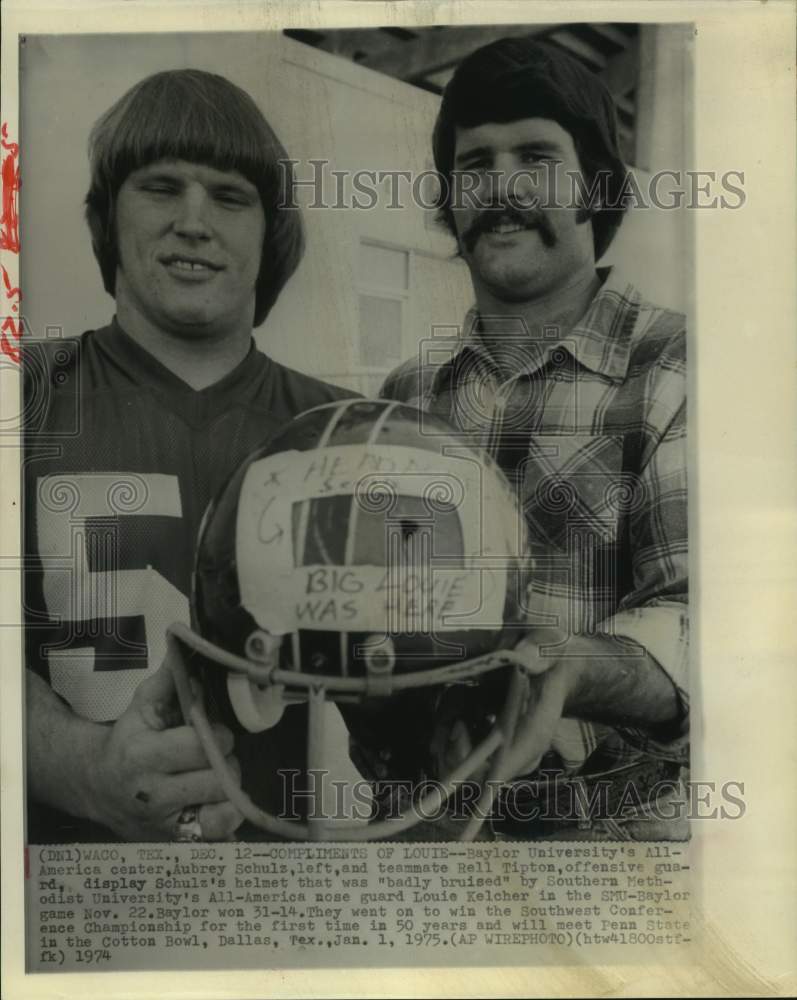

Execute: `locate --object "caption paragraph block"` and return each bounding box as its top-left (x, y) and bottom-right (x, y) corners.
top-left (27, 840), bottom-right (692, 971)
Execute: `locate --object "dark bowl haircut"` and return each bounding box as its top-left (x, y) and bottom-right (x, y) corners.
top-left (433, 37), bottom-right (628, 260)
top-left (85, 69), bottom-right (304, 327)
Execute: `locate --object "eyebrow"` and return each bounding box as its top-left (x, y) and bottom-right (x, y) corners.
top-left (132, 168), bottom-right (183, 183)
top-left (454, 140), bottom-right (564, 165)
top-left (210, 180), bottom-right (259, 199)
top-left (132, 166), bottom-right (258, 196)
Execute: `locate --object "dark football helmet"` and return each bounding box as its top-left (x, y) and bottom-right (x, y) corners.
top-left (167, 399), bottom-right (537, 840)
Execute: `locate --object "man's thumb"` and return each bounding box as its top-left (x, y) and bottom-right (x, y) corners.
top-left (131, 659), bottom-right (182, 730)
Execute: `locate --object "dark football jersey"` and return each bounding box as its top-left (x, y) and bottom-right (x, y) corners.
top-left (24, 319), bottom-right (355, 841)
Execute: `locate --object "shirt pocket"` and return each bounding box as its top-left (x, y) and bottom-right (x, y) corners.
top-left (519, 433), bottom-right (628, 550)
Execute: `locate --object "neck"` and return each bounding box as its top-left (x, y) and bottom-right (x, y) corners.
top-left (115, 306), bottom-right (252, 391)
top-left (474, 268), bottom-right (603, 377)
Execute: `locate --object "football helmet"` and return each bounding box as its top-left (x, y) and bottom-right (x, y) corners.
top-left (167, 399), bottom-right (537, 840)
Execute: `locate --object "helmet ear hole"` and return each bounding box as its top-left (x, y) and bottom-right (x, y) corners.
top-left (227, 675), bottom-right (287, 732)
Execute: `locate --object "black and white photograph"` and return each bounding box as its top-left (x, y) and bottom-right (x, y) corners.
top-left (21, 21), bottom-right (692, 843)
top-left (1, 1), bottom-right (795, 996)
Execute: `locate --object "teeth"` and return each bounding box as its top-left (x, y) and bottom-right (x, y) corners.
top-left (171, 260), bottom-right (208, 270)
top-left (491, 223), bottom-right (524, 234)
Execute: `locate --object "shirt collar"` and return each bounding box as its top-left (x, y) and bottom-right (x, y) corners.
top-left (446, 266), bottom-right (640, 386)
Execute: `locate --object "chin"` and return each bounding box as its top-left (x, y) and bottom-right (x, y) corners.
top-left (479, 267), bottom-right (548, 302)
top-left (471, 250), bottom-right (543, 290)
top-left (163, 311), bottom-right (223, 337)
top-left (488, 284), bottom-right (546, 305)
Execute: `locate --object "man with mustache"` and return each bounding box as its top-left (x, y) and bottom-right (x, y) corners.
top-left (376, 37), bottom-right (688, 838)
top-left (24, 69), bottom-right (354, 842)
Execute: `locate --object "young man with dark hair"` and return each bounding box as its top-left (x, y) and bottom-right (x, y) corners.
top-left (24, 69), bottom-right (353, 843)
top-left (380, 37), bottom-right (689, 838)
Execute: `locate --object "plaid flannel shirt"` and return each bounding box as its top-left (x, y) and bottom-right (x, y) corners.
top-left (380, 267), bottom-right (689, 805)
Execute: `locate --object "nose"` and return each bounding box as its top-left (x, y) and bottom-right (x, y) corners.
top-left (173, 184), bottom-right (212, 240)
top-left (490, 153), bottom-right (543, 208)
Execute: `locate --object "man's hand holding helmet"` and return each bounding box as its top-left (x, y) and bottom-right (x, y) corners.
top-left (430, 626), bottom-right (572, 782)
top-left (83, 659), bottom-right (244, 841)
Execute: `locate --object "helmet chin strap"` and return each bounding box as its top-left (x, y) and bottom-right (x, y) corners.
top-left (167, 626), bottom-right (522, 842)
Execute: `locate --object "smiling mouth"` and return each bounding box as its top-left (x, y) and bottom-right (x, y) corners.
top-left (462, 212), bottom-right (539, 253)
top-left (464, 209), bottom-right (556, 251)
top-left (485, 221), bottom-right (529, 236)
top-left (161, 255), bottom-right (223, 274)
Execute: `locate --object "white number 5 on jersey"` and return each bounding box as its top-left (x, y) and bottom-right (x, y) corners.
top-left (36, 472), bottom-right (189, 721)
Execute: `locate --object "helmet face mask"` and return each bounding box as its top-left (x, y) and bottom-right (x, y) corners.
top-left (169, 399), bottom-right (535, 840)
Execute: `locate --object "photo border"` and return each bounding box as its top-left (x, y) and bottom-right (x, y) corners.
top-left (2, 1), bottom-right (795, 997)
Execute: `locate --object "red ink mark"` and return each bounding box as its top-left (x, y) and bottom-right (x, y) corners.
top-left (1, 316), bottom-right (22, 363)
top-left (24, 846), bottom-right (30, 879)
top-left (1, 123), bottom-right (21, 253)
top-left (1, 265), bottom-right (22, 361)
top-left (1, 263), bottom-right (20, 303)
top-left (1, 125), bottom-right (22, 362)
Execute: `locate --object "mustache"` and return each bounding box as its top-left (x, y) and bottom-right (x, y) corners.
top-left (460, 204), bottom-right (557, 253)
